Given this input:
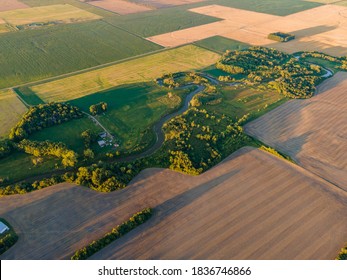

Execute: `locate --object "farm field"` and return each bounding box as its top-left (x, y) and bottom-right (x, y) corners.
top-left (79, 0), bottom-right (152, 15)
top-left (245, 72), bottom-right (347, 192)
top-left (148, 4), bottom-right (347, 56)
top-left (130, 0), bottom-right (207, 9)
top-left (194, 36), bottom-right (250, 53)
top-left (0, 20), bottom-right (161, 89)
top-left (2, 147), bottom-right (347, 259)
top-left (69, 83), bottom-right (188, 152)
top-left (0, 89), bottom-right (27, 138)
top-left (0, 0), bottom-right (28, 12)
top-left (30, 45), bottom-right (220, 102)
top-left (0, 4), bottom-right (101, 27)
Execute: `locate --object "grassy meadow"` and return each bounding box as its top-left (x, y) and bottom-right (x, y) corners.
top-left (0, 89), bottom-right (27, 138)
top-left (30, 45), bottom-right (220, 102)
top-left (69, 82), bottom-right (188, 152)
top-left (194, 36), bottom-right (250, 54)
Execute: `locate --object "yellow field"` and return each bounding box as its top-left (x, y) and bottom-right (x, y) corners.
top-left (31, 45), bottom-right (220, 102)
top-left (0, 89), bottom-right (27, 138)
top-left (0, 4), bottom-right (102, 26)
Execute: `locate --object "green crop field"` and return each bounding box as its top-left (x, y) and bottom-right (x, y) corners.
top-left (0, 4), bottom-right (101, 27)
top-left (104, 6), bottom-right (220, 37)
top-left (69, 82), bottom-right (188, 151)
top-left (0, 89), bottom-right (27, 139)
top-left (30, 45), bottom-right (220, 102)
top-left (0, 20), bottom-right (161, 89)
top-left (29, 117), bottom-right (103, 153)
top-left (194, 36), bottom-right (250, 54)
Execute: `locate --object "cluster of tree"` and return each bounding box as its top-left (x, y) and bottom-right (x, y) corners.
top-left (156, 73), bottom-right (183, 88)
top-left (17, 139), bottom-right (78, 168)
top-left (299, 51), bottom-right (347, 70)
top-left (9, 103), bottom-right (82, 141)
top-left (71, 208), bottom-right (153, 260)
top-left (216, 47), bottom-right (323, 98)
top-left (190, 84), bottom-right (221, 107)
top-left (163, 107), bottom-right (252, 174)
top-left (336, 245), bottom-right (347, 260)
top-left (0, 231), bottom-right (18, 255)
top-left (89, 102), bottom-right (108, 115)
top-left (259, 145), bottom-right (294, 163)
top-left (268, 32), bottom-right (295, 42)
top-left (0, 140), bottom-right (12, 159)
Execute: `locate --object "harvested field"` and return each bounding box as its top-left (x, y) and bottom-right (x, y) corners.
top-left (245, 72), bottom-right (347, 192)
top-left (1, 147), bottom-right (347, 260)
top-left (0, 4), bottom-right (101, 27)
top-left (148, 4), bottom-right (347, 56)
top-left (0, 0), bottom-right (28, 12)
top-left (30, 45), bottom-right (220, 102)
top-left (0, 89), bottom-right (27, 138)
top-left (80, 0), bottom-right (152, 15)
top-left (130, 0), bottom-right (206, 9)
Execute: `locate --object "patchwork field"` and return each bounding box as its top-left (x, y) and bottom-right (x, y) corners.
top-left (130, 0), bottom-right (206, 9)
top-left (0, 4), bottom-right (101, 27)
top-left (80, 0), bottom-right (152, 15)
top-left (0, 20), bottom-right (161, 89)
top-left (30, 45), bottom-right (220, 102)
top-left (0, 89), bottom-right (27, 138)
top-left (2, 147), bottom-right (346, 259)
top-left (0, 0), bottom-right (28, 12)
top-left (148, 4), bottom-right (347, 56)
top-left (245, 72), bottom-right (347, 192)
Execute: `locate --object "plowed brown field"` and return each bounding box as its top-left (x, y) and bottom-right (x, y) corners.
top-left (245, 72), bottom-right (347, 192)
top-left (0, 0), bottom-right (28, 12)
top-left (2, 147), bottom-right (347, 260)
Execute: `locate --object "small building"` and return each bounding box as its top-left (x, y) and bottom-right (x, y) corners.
top-left (99, 132), bottom-right (107, 139)
top-left (0, 221), bottom-right (9, 234)
top-left (98, 140), bottom-right (106, 147)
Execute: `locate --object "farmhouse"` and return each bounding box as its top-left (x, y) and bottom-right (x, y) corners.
top-left (98, 140), bottom-right (106, 148)
top-left (0, 221), bottom-right (9, 234)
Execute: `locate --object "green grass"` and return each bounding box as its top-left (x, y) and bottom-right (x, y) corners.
top-left (0, 152), bottom-right (60, 184)
top-left (0, 20), bottom-right (161, 89)
top-left (0, 89), bottom-right (27, 139)
top-left (194, 36), bottom-right (250, 54)
top-left (29, 117), bottom-right (103, 153)
top-left (300, 57), bottom-right (340, 73)
top-left (30, 45), bottom-right (220, 103)
top-left (203, 86), bottom-right (288, 121)
top-left (70, 82), bottom-right (188, 152)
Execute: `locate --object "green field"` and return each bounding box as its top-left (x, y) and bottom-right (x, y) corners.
top-left (208, 0), bottom-right (322, 16)
top-left (194, 36), bottom-right (250, 54)
top-left (0, 20), bottom-right (161, 89)
top-left (69, 82), bottom-right (188, 151)
top-left (30, 45), bottom-right (220, 102)
top-left (203, 86), bottom-right (288, 121)
top-left (0, 152), bottom-right (59, 184)
top-left (29, 117), bottom-right (102, 153)
top-left (0, 89), bottom-right (27, 139)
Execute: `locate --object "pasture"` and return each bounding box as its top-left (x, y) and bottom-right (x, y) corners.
top-left (2, 147), bottom-right (347, 259)
top-left (80, 0), bottom-right (152, 15)
top-left (69, 83), bottom-right (187, 152)
top-left (0, 4), bottom-right (101, 27)
top-left (30, 45), bottom-right (220, 102)
top-left (0, 0), bottom-right (28, 12)
top-left (0, 20), bottom-right (161, 89)
top-left (245, 72), bottom-right (347, 192)
top-left (0, 89), bottom-right (27, 138)
top-left (194, 36), bottom-right (250, 53)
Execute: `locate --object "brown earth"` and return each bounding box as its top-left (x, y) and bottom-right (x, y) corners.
top-left (147, 4), bottom-right (347, 56)
top-left (81, 0), bottom-right (152, 15)
top-left (0, 0), bottom-right (28, 12)
top-left (2, 147), bottom-right (347, 260)
top-left (245, 72), bottom-right (347, 192)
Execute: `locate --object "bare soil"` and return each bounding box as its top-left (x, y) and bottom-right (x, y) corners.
top-left (0, 0), bottom-right (28, 12)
